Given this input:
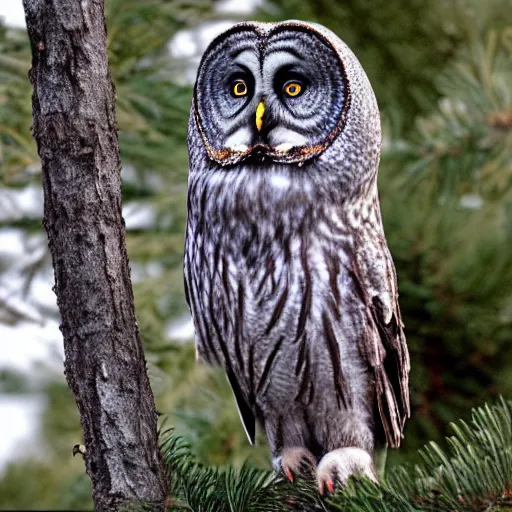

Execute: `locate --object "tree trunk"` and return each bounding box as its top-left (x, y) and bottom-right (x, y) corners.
top-left (22, 0), bottom-right (167, 509)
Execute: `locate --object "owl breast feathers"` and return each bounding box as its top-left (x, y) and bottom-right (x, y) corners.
top-left (184, 20), bottom-right (410, 490)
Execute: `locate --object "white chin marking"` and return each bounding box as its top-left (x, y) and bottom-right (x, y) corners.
top-left (268, 126), bottom-right (308, 148)
top-left (225, 126), bottom-right (252, 150)
top-left (229, 144), bottom-right (249, 152)
top-left (274, 142), bottom-right (295, 152)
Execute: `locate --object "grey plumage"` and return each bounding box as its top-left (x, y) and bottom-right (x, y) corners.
top-left (185, 20), bottom-right (410, 488)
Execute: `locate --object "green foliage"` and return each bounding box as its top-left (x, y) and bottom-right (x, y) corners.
top-left (406, 399), bottom-right (512, 510)
top-left (163, 399), bottom-right (512, 511)
top-left (164, 436), bottom-right (284, 511)
top-left (0, 460), bottom-right (91, 510)
top-left (0, 22), bottom-right (35, 181)
top-left (378, 20), bottom-right (512, 461)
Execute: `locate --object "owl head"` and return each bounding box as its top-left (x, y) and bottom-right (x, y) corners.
top-left (191, 20), bottom-right (381, 179)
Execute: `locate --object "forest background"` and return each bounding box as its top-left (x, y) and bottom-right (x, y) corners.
top-left (0, 0), bottom-right (511, 509)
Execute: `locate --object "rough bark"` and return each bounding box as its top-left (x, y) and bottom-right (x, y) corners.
top-left (22, 0), bottom-right (167, 510)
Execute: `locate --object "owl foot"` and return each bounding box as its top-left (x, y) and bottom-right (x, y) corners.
top-left (273, 447), bottom-right (317, 483)
top-left (316, 447), bottom-right (377, 494)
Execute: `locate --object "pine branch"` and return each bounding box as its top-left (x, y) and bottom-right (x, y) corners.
top-left (161, 399), bottom-right (512, 511)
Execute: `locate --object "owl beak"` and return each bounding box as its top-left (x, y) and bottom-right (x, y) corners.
top-left (255, 100), bottom-right (265, 132)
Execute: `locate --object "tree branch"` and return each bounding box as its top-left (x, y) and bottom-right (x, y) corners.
top-left (22, 0), bottom-right (167, 509)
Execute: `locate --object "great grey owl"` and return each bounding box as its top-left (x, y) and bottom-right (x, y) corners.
top-left (184, 20), bottom-right (410, 491)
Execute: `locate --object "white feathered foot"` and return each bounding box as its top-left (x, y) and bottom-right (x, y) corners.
top-left (316, 447), bottom-right (377, 494)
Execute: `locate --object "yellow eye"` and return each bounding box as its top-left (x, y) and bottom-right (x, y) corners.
top-left (284, 81), bottom-right (302, 97)
top-left (232, 80), bottom-right (248, 97)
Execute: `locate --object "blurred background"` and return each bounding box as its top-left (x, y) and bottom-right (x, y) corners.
top-left (1, 0), bottom-right (511, 508)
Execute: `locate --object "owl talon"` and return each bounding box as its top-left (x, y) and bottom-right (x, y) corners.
top-left (317, 447), bottom-right (377, 493)
top-left (274, 447), bottom-right (317, 483)
top-left (318, 477), bottom-right (335, 496)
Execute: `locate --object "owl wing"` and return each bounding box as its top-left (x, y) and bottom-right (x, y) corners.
top-left (183, 238), bottom-right (256, 445)
top-left (353, 236), bottom-right (410, 448)
top-left (227, 369), bottom-right (256, 445)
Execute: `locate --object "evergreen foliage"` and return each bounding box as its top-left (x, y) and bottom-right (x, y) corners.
top-left (0, 22), bottom-right (34, 182)
top-left (377, 18), bottom-right (512, 459)
top-left (163, 399), bottom-right (512, 511)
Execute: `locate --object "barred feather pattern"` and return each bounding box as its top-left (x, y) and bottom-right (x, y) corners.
top-left (185, 21), bottom-right (410, 459)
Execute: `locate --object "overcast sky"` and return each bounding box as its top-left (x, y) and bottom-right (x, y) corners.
top-left (0, 2), bottom-right (26, 28)
top-left (0, 0), bottom-right (263, 29)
